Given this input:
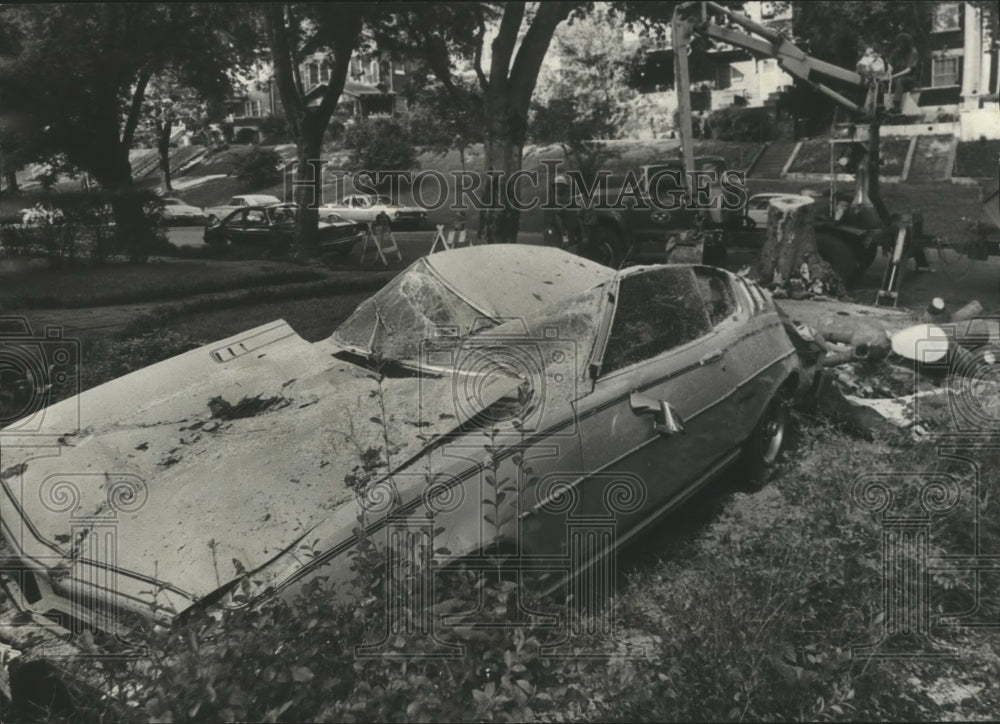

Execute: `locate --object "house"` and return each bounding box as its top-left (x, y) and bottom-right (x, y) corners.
top-left (895, 1), bottom-right (999, 140)
top-left (625, 1), bottom-right (795, 138)
top-left (626, 1), bottom-right (999, 141)
top-left (220, 52), bottom-right (419, 143)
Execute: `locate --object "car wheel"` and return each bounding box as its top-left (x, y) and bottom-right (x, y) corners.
top-left (741, 388), bottom-right (793, 488)
top-left (816, 233), bottom-right (859, 287)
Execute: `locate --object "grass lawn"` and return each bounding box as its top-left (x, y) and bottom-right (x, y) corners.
top-left (787, 137), bottom-right (913, 176)
top-left (0, 258), bottom-right (328, 310)
top-left (954, 139), bottom-right (1000, 178)
top-left (748, 176), bottom-right (982, 238)
top-left (153, 290), bottom-right (371, 344)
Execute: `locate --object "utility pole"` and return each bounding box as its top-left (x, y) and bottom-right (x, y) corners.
top-left (672, 6), bottom-right (697, 200)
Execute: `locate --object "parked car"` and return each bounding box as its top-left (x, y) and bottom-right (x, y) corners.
top-left (744, 193), bottom-right (802, 229)
top-left (159, 197), bottom-right (206, 225)
top-left (203, 203), bottom-right (364, 256)
top-left (204, 194), bottom-right (282, 225)
top-left (322, 193), bottom-right (428, 229)
top-left (0, 245), bottom-right (799, 650)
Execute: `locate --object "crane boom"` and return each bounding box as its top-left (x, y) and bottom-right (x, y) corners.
top-left (674, 1), bottom-right (880, 118)
top-left (672, 0), bottom-right (892, 228)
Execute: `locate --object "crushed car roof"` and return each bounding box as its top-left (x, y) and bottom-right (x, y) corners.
top-left (330, 245), bottom-right (616, 361)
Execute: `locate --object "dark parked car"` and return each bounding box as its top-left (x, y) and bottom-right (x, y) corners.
top-left (203, 204), bottom-right (365, 256)
top-left (0, 245), bottom-right (800, 651)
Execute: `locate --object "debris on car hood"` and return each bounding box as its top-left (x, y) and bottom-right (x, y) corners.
top-left (0, 320), bottom-right (522, 623)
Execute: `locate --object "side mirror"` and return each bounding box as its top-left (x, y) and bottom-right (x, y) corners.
top-left (656, 400), bottom-right (686, 435)
top-left (629, 391), bottom-right (686, 436)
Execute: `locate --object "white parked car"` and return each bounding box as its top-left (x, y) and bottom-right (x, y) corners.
top-left (322, 194), bottom-right (428, 229)
top-left (744, 193), bottom-right (803, 228)
top-left (204, 194), bottom-right (282, 225)
top-left (159, 197), bottom-right (206, 225)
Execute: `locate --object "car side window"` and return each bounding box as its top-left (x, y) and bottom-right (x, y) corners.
top-left (695, 269), bottom-right (737, 326)
top-left (245, 210), bottom-right (268, 226)
top-left (601, 267), bottom-right (712, 376)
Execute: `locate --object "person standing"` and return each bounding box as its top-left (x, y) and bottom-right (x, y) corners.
top-left (888, 33), bottom-right (920, 114)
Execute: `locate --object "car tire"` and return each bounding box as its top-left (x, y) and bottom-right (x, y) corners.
top-left (741, 387), bottom-right (794, 488)
top-left (816, 234), bottom-right (859, 287)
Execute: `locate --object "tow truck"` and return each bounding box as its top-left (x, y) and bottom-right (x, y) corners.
top-left (671, 0), bottom-right (928, 291)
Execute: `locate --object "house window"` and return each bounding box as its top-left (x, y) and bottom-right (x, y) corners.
top-left (320, 63), bottom-right (331, 83)
top-left (308, 63), bottom-right (319, 86)
top-left (932, 56), bottom-right (960, 87)
top-left (932, 2), bottom-right (961, 33)
top-left (243, 100), bottom-right (262, 117)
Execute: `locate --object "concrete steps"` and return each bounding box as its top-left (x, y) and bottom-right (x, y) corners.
top-left (748, 139), bottom-right (798, 178)
top-left (905, 135), bottom-right (956, 182)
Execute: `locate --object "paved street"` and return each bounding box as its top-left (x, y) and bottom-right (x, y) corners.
top-left (166, 225), bottom-right (546, 252)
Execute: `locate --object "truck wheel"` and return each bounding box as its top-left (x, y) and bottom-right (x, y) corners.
top-left (857, 240), bottom-right (879, 274)
top-left (588, 224), bottom-right (625, 268)
top-left (816, 234), bottom-right (859, 286)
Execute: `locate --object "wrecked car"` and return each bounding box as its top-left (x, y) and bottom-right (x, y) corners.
top-left (0, 245), bottom-right (800, 651)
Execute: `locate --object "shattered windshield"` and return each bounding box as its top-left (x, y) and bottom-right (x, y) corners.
top-left (332, 261), bottom-right (493, 364)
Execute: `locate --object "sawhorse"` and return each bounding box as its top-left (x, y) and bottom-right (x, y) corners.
top-left (428, 224), bottom-right (474, 254)
top-left (360, 222), bottom-right (402, 266)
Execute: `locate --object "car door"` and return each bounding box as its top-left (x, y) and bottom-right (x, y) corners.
top-left (573, 266), bottom-right (742, 542)
top-left (726, 274), bottom-right (794, 433)
top-left (240, 208), bottom-right (272, 248)
top-left (221, 209), bottom-right (251, 245)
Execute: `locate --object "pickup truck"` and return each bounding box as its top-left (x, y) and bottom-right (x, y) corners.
top-left (551, 156), bottom-right (746, 267)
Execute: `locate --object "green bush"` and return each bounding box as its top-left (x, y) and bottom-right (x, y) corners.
top-left (706, 106), bottom-right (773, 142)
top-left (343, 116), bottom-right (418, 187)
top-left (235, 146), bottom-right (283, 188)
top-left (257, 115), bottom-right (291, 144)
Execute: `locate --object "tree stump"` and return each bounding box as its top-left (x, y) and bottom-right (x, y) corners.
top-left (751, 195), bottom-right (843, 297)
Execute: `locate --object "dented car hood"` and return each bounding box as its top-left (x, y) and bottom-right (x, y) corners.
top-left (0, 321), bottom-right (521, 622)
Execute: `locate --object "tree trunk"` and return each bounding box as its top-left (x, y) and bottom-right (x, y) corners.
top-left (482, 90), bottom-right (527, 244)
top-left (751, 195), bottom-right (841, 296)
top-left (158, 118), bottom-right (173, 193)
top-left (92, 148), bottom-right (152, 264)
top-left (292, 120), bottom-right (324, 260)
